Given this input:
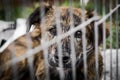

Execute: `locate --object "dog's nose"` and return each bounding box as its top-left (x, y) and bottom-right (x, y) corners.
top-left (54, 54), bottom-right (70, 64)
top-left (62, 56), bottom-right (70, 63)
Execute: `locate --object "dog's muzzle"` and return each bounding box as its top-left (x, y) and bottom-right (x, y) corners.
top-left (48, 44), bottom-right (93, 69)
top-left (49, 51), bottom-right (72, 68)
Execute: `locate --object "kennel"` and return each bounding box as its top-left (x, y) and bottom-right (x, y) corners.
top-left (0, 0), bottom-right (120, 80)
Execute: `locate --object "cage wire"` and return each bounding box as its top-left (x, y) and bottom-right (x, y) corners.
top-left (0, 0), bottom-right (120, 80)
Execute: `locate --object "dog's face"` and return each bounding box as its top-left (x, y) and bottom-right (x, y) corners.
top-left (44, 8), bottom-right (94, 69)
top-left (28, 4), bottom-right (109, 77)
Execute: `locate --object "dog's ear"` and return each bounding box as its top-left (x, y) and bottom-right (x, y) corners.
top-left (86, 10), bottom-right (94, 18)
top-left (86, 11), bottom-right (109, 45)
top-left (90, 22), bottom-right (110, 46)
top-left (26, 3), bottom-right (53, 32)
top-left (97, 23), bottom-right (109, 45)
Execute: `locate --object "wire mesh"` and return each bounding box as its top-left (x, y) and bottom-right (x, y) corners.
top-left (0, 0), bottom-right (120, 80)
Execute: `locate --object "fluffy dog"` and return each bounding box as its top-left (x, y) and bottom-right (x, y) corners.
top-left (0, 3), bottom-right (109, 80)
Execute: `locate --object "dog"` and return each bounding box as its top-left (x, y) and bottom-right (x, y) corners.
top-left (0, 3), bottom-right (109, 80)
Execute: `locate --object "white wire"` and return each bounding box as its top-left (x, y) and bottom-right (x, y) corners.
top-left (40, 2), bottom-right (50, 80)
top-left (54, 1), bottom-right (65, 79)
top-left (69, 0), bottom-right (76, 79)
top-left (96, 5), bottom-right (120, 25)
top-left (80, 0), bottom-right (88, 80)
top-left (0, 17), bottom-right (100, 70)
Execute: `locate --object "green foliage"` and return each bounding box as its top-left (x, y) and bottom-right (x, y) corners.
top-left (0, 6), bottom-right (33, 21)
top-left (11, 7), bottom-right (33, 21)
top-left (106, 27), bottom-right (120, 48)
top-left (0, 9), bottom-right (4, 20)
top-left (61, 0), bottom-right (80, 7)
top-left (85, 2), bottom-right (94, 10)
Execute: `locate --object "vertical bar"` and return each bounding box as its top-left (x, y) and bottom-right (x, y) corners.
top-left (94, 0), bottom-right (99, 79)
top-left (54, 1), bottom-right (64, 80)
top-left (94, 23), bottom-right (99, 80)
top-left (27, 55), bottom-right (34, 80)
top-left (102, 22), bottom-right (106, 80)
top-left (26, 33), bottom-right (35, 80)
top-left (80, 0), bottom-right (87, 80)
top-left (115, 0), bottom-right (119, 80)
top-left (39, 1), bottom-right (50, 80)
top-left (69, 0), bottom-right (76, 80)
top-left (9, 44), bottom-right (18, 80)
top-left (102, 0), bottom-right (106, 80)
top-left (43, 48), bottom-right (49, 80)
top-left (82, 27), bottom-right (87, 80)
top-left (109, 0), bottom-right (113, 79)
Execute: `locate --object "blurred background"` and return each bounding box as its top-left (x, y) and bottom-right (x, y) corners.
top-left (0, 0), bottom-right (119, 48)
top-left (0, 0), bottom-right (120, 21)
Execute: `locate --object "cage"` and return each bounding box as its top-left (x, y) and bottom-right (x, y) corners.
top-left (0, 0), bottom-right (120, 80)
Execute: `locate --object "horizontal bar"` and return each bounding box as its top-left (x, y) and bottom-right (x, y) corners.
top-left (96, 4), bottom-right (120, 25)
top-left (0, 16), bottom-right (100, 70)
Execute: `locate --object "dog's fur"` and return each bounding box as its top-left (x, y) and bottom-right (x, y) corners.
top-left (0, 3), bottom-right (109, 80)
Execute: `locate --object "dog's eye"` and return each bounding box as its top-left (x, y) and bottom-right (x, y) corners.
top-left (74, 30), bottom-right (82, 38)
top-left (49, 27), bottom-right (57, 36)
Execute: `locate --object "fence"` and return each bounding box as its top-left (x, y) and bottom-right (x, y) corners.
top-left (0, 0), bottom-right (120, 80)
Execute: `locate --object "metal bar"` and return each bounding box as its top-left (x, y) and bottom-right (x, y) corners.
top-left (115, 0), bottom-right (119, 80)
top-left (26, 33), bottom-right (35, 80)
top-left (94, 23), bottom-right (99, 80)
top-left (93, 0), bottom-right (99, 79)
top-left (80, 0), bottom-right (87, 80)
top-left (0, 17), bottom-right (99, 69)
top-left (0, 16), bottom-right (99, 53)
top-left (96, 5), bottom-right (120, 25)
top-left (102, 0), bottom-right (106, 80)
top-left (82, 27), bottom-right (87, 80)
top-left (9, 44), bottom-right (18, 80)
top-left (54, 1), bottom-right (64, 80)
top-left (103, 22), bottom-right (106, 80)
top-left (1, 4), bottom-right (120, 53)
top-left (1, 1), bottom-right (120, 80)
top-left (69, 0), bottom-right (76, 80)
top-left (43, 50), bottom-right (49, 80)
top-left (39, 1), bottom-right (50, 80)
top-left (109, 0), bottom-right (113, 79)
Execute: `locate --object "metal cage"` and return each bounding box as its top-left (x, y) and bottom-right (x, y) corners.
top-left (0, 0), bottom-right (120, 80)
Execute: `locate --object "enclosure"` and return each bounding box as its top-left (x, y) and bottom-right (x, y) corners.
top-left (0, 0), bottom-right (120, 80)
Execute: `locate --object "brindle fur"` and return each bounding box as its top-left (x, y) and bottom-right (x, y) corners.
top-left (0, 3), bottom-right (109, 80)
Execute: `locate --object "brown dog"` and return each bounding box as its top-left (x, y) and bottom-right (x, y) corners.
top-left (0, 3), bottom-right (109, 80)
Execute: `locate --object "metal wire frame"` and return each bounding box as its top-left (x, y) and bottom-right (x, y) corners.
top-left (0, 0), bottom-right (120, 80)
